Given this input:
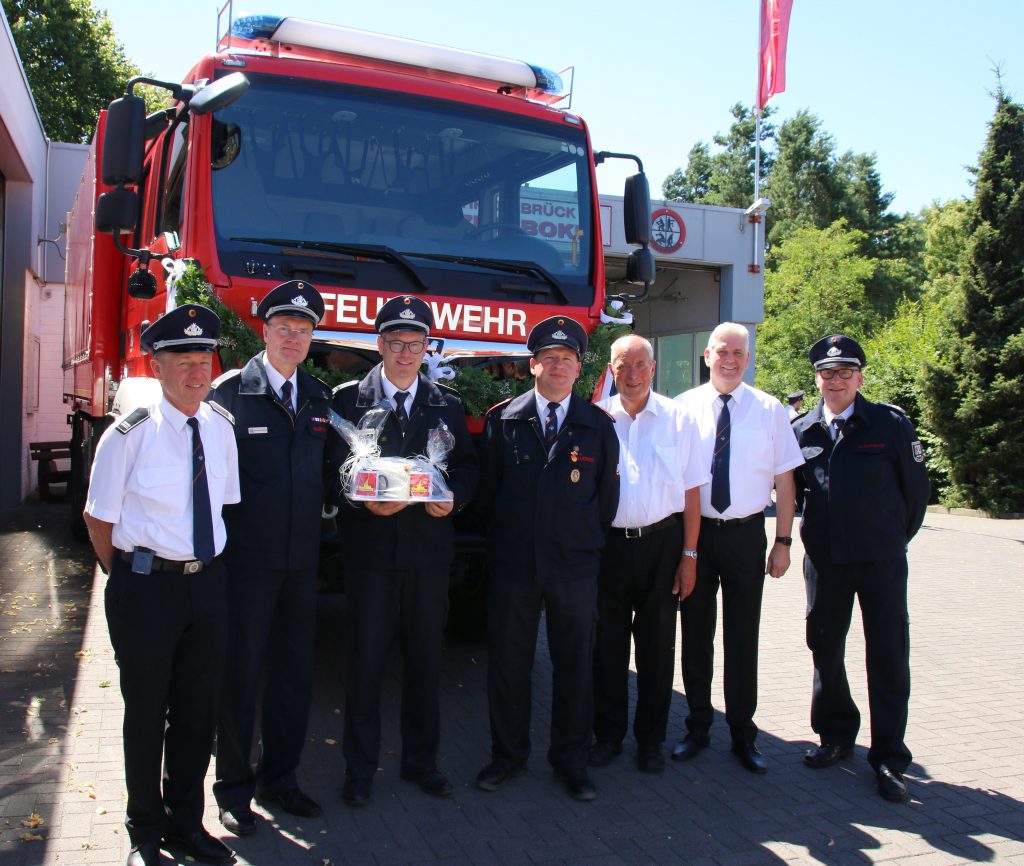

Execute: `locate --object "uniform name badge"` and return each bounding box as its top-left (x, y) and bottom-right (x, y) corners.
top-left (570, 468), bottom-right (580, 483)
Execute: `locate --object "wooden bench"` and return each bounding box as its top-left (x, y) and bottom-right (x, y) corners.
top-left (29, 440), bottom-right (71, 502)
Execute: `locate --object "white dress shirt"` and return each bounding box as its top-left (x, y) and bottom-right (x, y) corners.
top-left (85, 397), bottom-right (241, 561)
top-left (675, 382), bottom-right (804, 519)
top-left (534, 390), bottom-right (571, 435)
top-left (600, 390), bottom-right (709, 528)
top-left (822, 403), bottom-right (855, 438)
top-left (262, 353), bottom-right (298, 412)
top-left (381, 371), bottom-right (420, 413)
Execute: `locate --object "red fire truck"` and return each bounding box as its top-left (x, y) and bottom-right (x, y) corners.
top-left (63, 13), bottom-right (653, 551)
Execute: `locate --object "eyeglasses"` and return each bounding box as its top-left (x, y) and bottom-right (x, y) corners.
top-left (384, 339), bottom-right (426, 354)
top-left (270, 324), bottom-right (313, 341)
top-left (818, 368), bottom-right (857, 380)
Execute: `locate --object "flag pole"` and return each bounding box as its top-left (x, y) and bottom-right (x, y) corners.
top-left (753, 0), bottom-right (764, 273)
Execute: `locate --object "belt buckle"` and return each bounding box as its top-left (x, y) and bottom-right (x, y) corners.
top-left (183, 560), bottom-right (202, 575)
top-left (624, 527), bottom-right (641, 539)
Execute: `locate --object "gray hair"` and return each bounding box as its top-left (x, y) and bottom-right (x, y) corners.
top-left (610, 334), bottom-right (654, 364)
top-left (707, 322), bottom-right (750, 352)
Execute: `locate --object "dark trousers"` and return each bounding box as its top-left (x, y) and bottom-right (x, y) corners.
top-left (486, 577), bottom-right (598, 773)
top-left (680, 515), bottom-right (766, 745)
top-left (214, 565), bottom-right (317, 809)
top-left (104, 557), bottom-right (227, 845)
top-left (804, 553), bottom-right (912, 772)
top-left (593, 520), bottom-right (682, 748)
top-left (342, 567), bottom-right (450, 780)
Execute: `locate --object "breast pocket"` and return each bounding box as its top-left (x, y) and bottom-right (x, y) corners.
top-left (135, 465), bottom-right (187, 516)
top-left (655, 444), bottom-right (684, 483)
top-left (733, 428), bottom-right (772, 464)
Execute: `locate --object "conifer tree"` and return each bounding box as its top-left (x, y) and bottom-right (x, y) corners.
top-left (922, 86), bottom-right (1024, 512)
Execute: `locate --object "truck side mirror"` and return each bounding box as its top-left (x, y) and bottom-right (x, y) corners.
top-left (101, 95), bottom-right (146, 186)
top-left (626, 247), bottom-right (655, 286)
top-left (188, 72), bottom-right (250, 116)
top-left (623, 173), bottom-right (651, 246)
top-left (96, 188), bottom-right (139, 234)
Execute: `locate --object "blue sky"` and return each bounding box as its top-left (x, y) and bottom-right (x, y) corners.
top-left (96, 0), bottom-right (1024, 215)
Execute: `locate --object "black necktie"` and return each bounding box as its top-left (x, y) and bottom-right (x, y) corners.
top-left (186, 417), bottom-right (215, 565)
top-left (279, 380), bottom-right (295, 417)
top-left (832, 417), bottom-right (846, 441)
top-left (544, 401), bottom-right (559, 450)
top-left (395, 391), bottom-right (409, 429)
top-left (710, 393), bottom-right (731, 514)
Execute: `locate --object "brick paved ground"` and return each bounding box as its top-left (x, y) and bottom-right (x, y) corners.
top-left (1, 501), bottom-right (1023, 865)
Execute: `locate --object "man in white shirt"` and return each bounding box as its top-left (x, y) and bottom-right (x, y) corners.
top-left (672, 322), bottom-right (803, 775)
top-left (84, 305), bottom-right (240, 866)
top-left (589, 335), bottom-right (708, 775)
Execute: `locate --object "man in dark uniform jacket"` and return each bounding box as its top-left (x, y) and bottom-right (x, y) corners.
top-left (331, 295), bottom-right (477, 807)
top-left (475, 316), bottom-right (619, 802)
top-left (208, 280), bottom-right (340, 833)
top-left (792, 334), bottom-right (930, 803)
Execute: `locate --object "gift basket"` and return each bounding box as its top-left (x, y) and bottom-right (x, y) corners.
top-left (331, 405), bottom-right (455, 503)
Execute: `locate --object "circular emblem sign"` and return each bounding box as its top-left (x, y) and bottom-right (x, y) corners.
top-left (649, 208), bottom-right (686, 255)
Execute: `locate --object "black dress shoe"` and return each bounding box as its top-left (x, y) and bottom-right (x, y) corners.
top-left (401, 768), bottom-right (454, 797)
top-left (731, 742), bottom-right (768, 775)
top-left (342, 776), bottom-right (372, 808)
top-left (555, 767), bottom-right (597, 801)
top-left (804, 743), bottom-right (854, 769)
top-left (127, 843), bottom-right (161, 866)
top-left (218, 806), bottom-right (256, 836)
top-left (587, 741), bottom-right (622, 767)
top-left (256, 787), bottom-right (322, 817)
top-left (162, 829), bottom-right (235, 865)
top-left (670, 734), bottom-right (709, 762)
top-left (877, 765), bottom-right (909, 802)
top-left (475, 761), bottom-right (525, 792)
top-left (637, 744), bottom-right (666, 774)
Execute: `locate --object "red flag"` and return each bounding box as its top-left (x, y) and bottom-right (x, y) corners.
top-left (758, 0), bottom-right (793, 109)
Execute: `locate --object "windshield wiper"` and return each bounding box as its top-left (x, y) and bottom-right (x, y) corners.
top-left (407, 253), bottom-right (567, 303)
top-left (230, 237), bottom-right (431, 293)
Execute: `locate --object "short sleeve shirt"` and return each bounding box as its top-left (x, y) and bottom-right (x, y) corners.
top-left (85, 397), bottom-right (241, 560)
top-left (600, 390), bottom-right (709, 527)
top-left (676, 382), bottom-right (804, 519)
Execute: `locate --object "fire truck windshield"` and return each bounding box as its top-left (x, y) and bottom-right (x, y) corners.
top-left (209, 75), bottom-right (595, 308)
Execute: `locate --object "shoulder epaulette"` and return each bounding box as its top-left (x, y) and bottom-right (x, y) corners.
top-left (115, 407), bottom-right (150, 434)
top-left (208, 401), bottom-right (235, 425)
top-left (487, 397), bottom-right (514, 415)
top-left (332, 380), bottom-right (359, 396)
top-left (878, 402), bottom-right (908, 417)
top-left (211, 368), bottom-right (242, 388)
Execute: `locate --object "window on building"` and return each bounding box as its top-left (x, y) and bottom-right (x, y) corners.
top-left (654, 330), bottom-right (712, 397)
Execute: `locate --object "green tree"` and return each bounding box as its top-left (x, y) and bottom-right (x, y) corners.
top-left (4, 0), bottom-right (141, 142)
top-left (921, 87), bottom-right (1024, 513)
top-left (755, 221), bottom-right (878, 400)
top-left (662, 103), bottom-right (775, 207)
top-left (763, 111), bottom-right (849, 248)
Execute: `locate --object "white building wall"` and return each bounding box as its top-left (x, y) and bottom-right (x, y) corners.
top-left (1, 10), bottom-right (87, 503)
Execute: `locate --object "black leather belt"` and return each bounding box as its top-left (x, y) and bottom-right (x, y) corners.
top-left (612, 513), bottom-right (681, 540)
top-left (701, 512), bottom-right (763, 528)
top-left (117, 550), bottom-right (206, 574)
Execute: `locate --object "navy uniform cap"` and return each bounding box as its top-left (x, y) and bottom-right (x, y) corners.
top-left (527, 315), bottom-right (588, 357)
top-left (786, 390), bottom-right (804, 403)
top-left (375, 295), bottom-right (432, 334)
top-left (809, 334), bottom-right (867, 370)
top-left (141, 304), bottom-right (220, 353)
top-left (256, 280), bottom-right (324, 325)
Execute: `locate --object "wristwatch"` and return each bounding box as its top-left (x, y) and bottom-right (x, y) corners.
top-left (775, 536), bottom-right (793, 547)
top-left (681, 549), bottom-right (698, 559)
